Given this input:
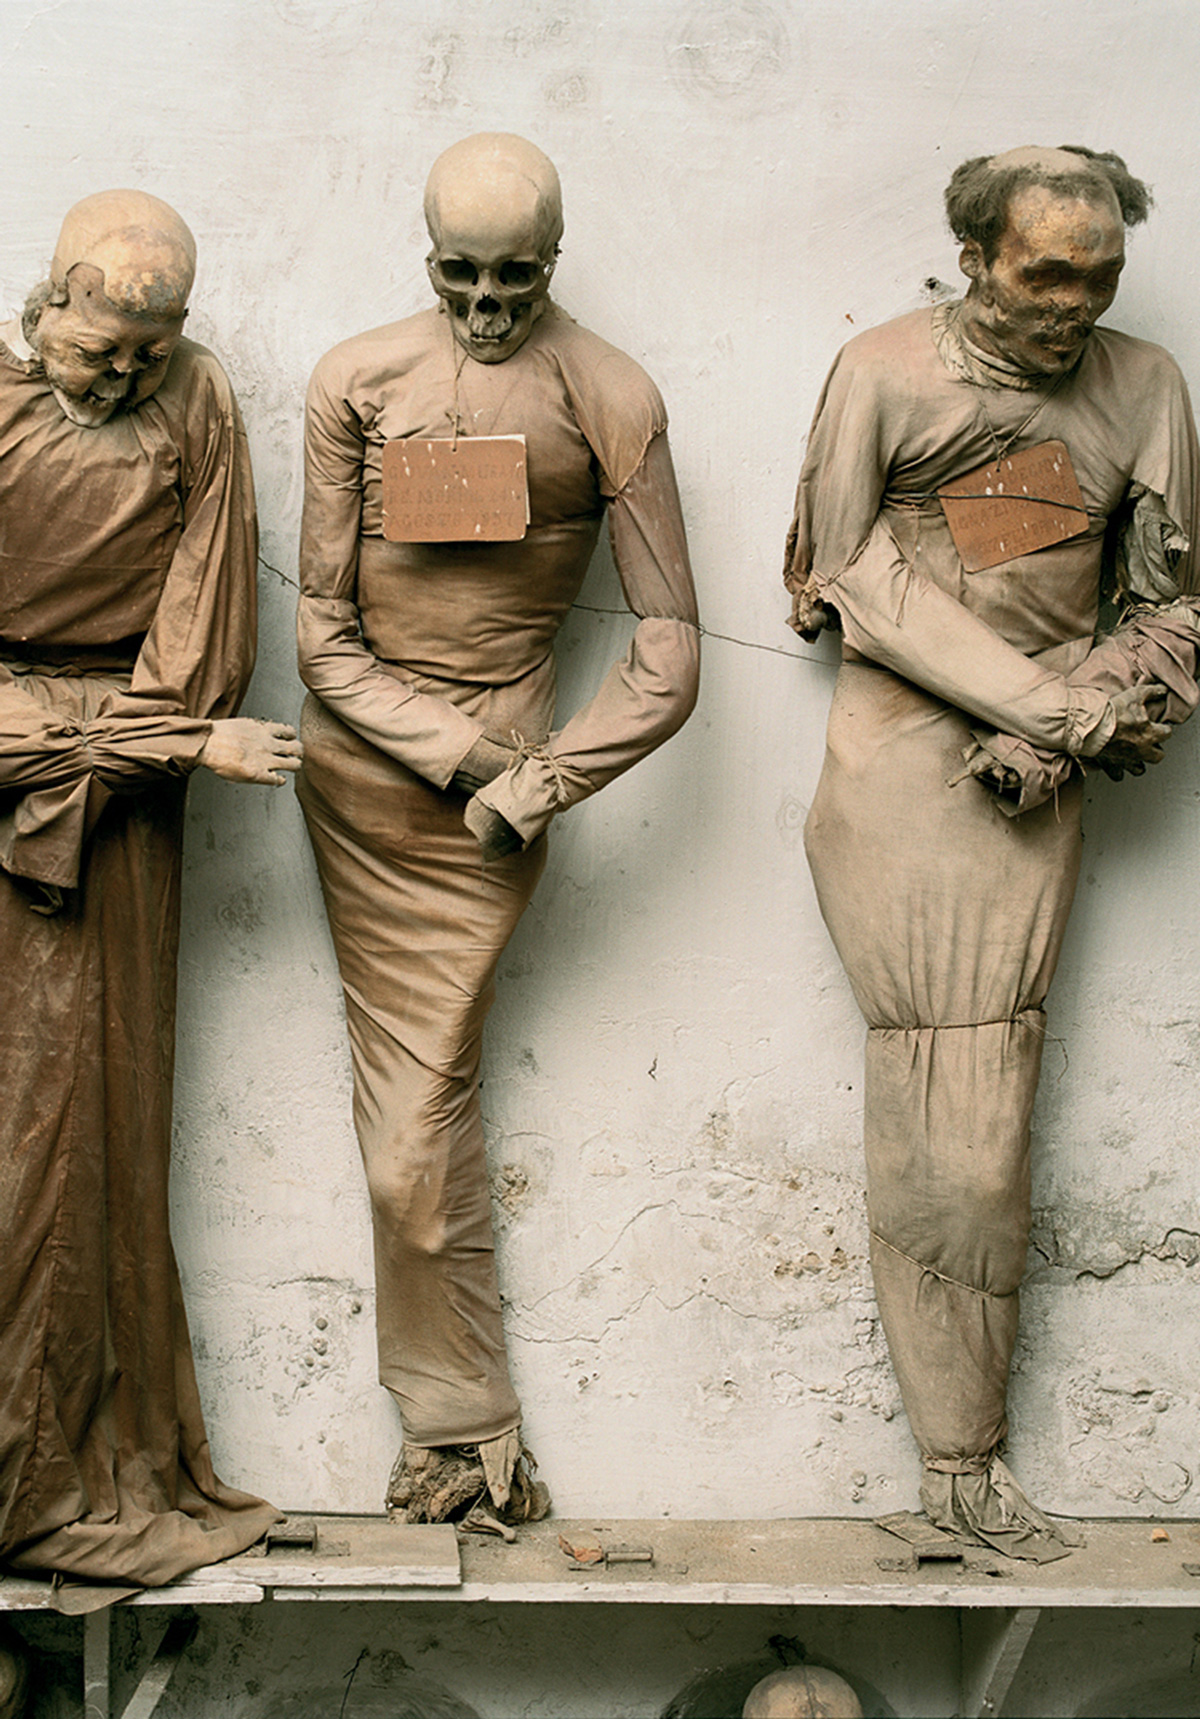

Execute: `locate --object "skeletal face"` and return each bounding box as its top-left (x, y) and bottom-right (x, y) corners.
top-left (30, 266), bottom-right (185, 427)
top-left (425, 135), bottom-right (561, 364)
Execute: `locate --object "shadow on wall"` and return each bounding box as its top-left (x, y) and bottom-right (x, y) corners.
top-left (260, 1675), bottom-right (479, 1718)
top-left (661, 1646), bottom-right (893, 1719)
top-left (1077, 1673), bottom-right (1200, 1719)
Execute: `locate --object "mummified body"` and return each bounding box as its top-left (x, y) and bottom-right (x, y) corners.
top-left (786, 147), bottom-right (1200, 1558)
top-left (0, 192), bottom-right (299, 1586)
top-left (297, 135), bottom-right (699, 1520)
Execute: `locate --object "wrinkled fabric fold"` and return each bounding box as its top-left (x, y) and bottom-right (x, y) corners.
top-left (921, 1456), bottom-right (1081, 1562)
top-left (0, 668), bottom-right (210, 886)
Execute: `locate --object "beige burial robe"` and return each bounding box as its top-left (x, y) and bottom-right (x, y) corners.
top-left (786, 303), bottom-right (1200, 1557)
top-left (297, 303), bottom-right (699, 1449)
top-left (0, 331), bottom-right (279, 1588)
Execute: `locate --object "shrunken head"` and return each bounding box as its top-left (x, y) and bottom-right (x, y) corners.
top-left (424, 133), bottom-right (562, 364)
top-left (946, 145), bottom-right (1150, 377)
top-left (24, 189), bottom-right (196, 426)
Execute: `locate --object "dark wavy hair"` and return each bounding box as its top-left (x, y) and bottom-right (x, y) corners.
top-left (945, 146), bottom-right (1152, 264)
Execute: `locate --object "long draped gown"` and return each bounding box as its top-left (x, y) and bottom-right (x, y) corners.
top-left (297, 303), bottom-right (700, 1451)
top-left (0, 329), bottom-right (279, 1588)
top-left (786, 303), bottom-right (1200, 1557)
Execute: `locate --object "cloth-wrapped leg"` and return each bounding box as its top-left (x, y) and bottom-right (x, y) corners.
top-left (297, 696), bottom-right (546, 1449)
top-left (865, 1014), bottom-right (1076, 1559)
top-left (805, 662), bottom-right (1085, 1557)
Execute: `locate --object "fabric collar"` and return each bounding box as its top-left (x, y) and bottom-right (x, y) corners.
top-left (932, 298), bottom-right (1082, 393)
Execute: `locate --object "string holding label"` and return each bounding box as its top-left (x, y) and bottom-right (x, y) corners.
top-left (938, 440), bottom-right (1088, 572)
top-left (382, 435), bottom-right (530, 543)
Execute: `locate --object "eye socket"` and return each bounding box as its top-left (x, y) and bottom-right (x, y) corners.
top-left (438, 258), bottom-right (478, 286)
top-left (1023, 268), bottom-right (1066, 290)
top-left (498, 260), bottom-right (540, 289)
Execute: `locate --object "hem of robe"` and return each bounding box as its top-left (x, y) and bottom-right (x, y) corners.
top-left (3, 1493), bottom-right (281, 1597)
top-left (920, 1454), bottom-right (1083, 1563)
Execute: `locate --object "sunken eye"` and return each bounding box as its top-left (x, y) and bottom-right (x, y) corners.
top-left (498, 260), bottom-right (539, 289)
top-left (439, 258), bottom-right (478, 286)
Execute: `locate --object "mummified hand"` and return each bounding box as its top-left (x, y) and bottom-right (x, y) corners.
top-left (463, 795), bottom-right (524, 860)
top-left (451, 734), bottom-right (518, 794)
top-left (1094, 682), bottom-right (1171, 778)
top-left (199, 718), bottom-right (303, 785)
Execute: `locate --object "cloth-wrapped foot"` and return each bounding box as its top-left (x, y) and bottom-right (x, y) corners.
top-left (386, 1435), bottom-right (550, 1528)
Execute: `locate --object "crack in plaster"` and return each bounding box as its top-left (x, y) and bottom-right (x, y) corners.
top-left (1033, 1225), bottom-right (1200, 1281)
top-left (5, 0), bottom-right (73, 61)
top-left (510, 1278), bottom-right (853, 1346)
top-left (511, 1200), bottom-right (674, 1311)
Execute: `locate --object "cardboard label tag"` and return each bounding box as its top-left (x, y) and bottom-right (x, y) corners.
top-left (938, 440), bottom-right (1088, 572)
top-left (382, 435), bottom-right (529, 543)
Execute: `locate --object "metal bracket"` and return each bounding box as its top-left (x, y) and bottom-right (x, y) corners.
top-left (562, 1539), bottom-right (654, 1571)
top-left (243, 1518), bottom-right (321, 1556)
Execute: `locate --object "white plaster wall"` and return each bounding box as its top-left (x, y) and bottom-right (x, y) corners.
top-left (3, 0), bottom-right (1199, 1524)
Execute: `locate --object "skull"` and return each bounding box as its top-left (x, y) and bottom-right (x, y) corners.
top-left (424, 133), bottom-right (562, 365)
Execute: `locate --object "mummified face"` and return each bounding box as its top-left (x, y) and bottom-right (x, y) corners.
top-left (29, 266), bottom-right (184, 427)
top-left (960, 182), bottom-right (1126, 377)
top-left (26, 190), bottom-right (194, 426)
top-left (424, 134), bottom-right (562, 364)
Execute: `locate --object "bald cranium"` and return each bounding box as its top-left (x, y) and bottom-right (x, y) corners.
top-left (26, 189), bottom-right (195, 426)
top-left (990, 144), bottom-right (1098, 177)
top-left (425, 133), bottom-right (562, 364)
top-left (742, 1667), bottom-right (865, 1719)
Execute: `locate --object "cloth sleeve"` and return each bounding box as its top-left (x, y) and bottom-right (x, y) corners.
top-left (821, 520), bottom-right (1112, 753)
top-left (296, 359), bottom-right (483, 784)
top-left (0, 363), bottom-right (258, 887)
top-left (785, 342), bottom-right (1111, 753)
top-left (965, 598), bottom-right (1200, 815)
top-left (471, 429), bottom-right (700, 845)
top-left (783, 342), bottom-right (896, 639)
